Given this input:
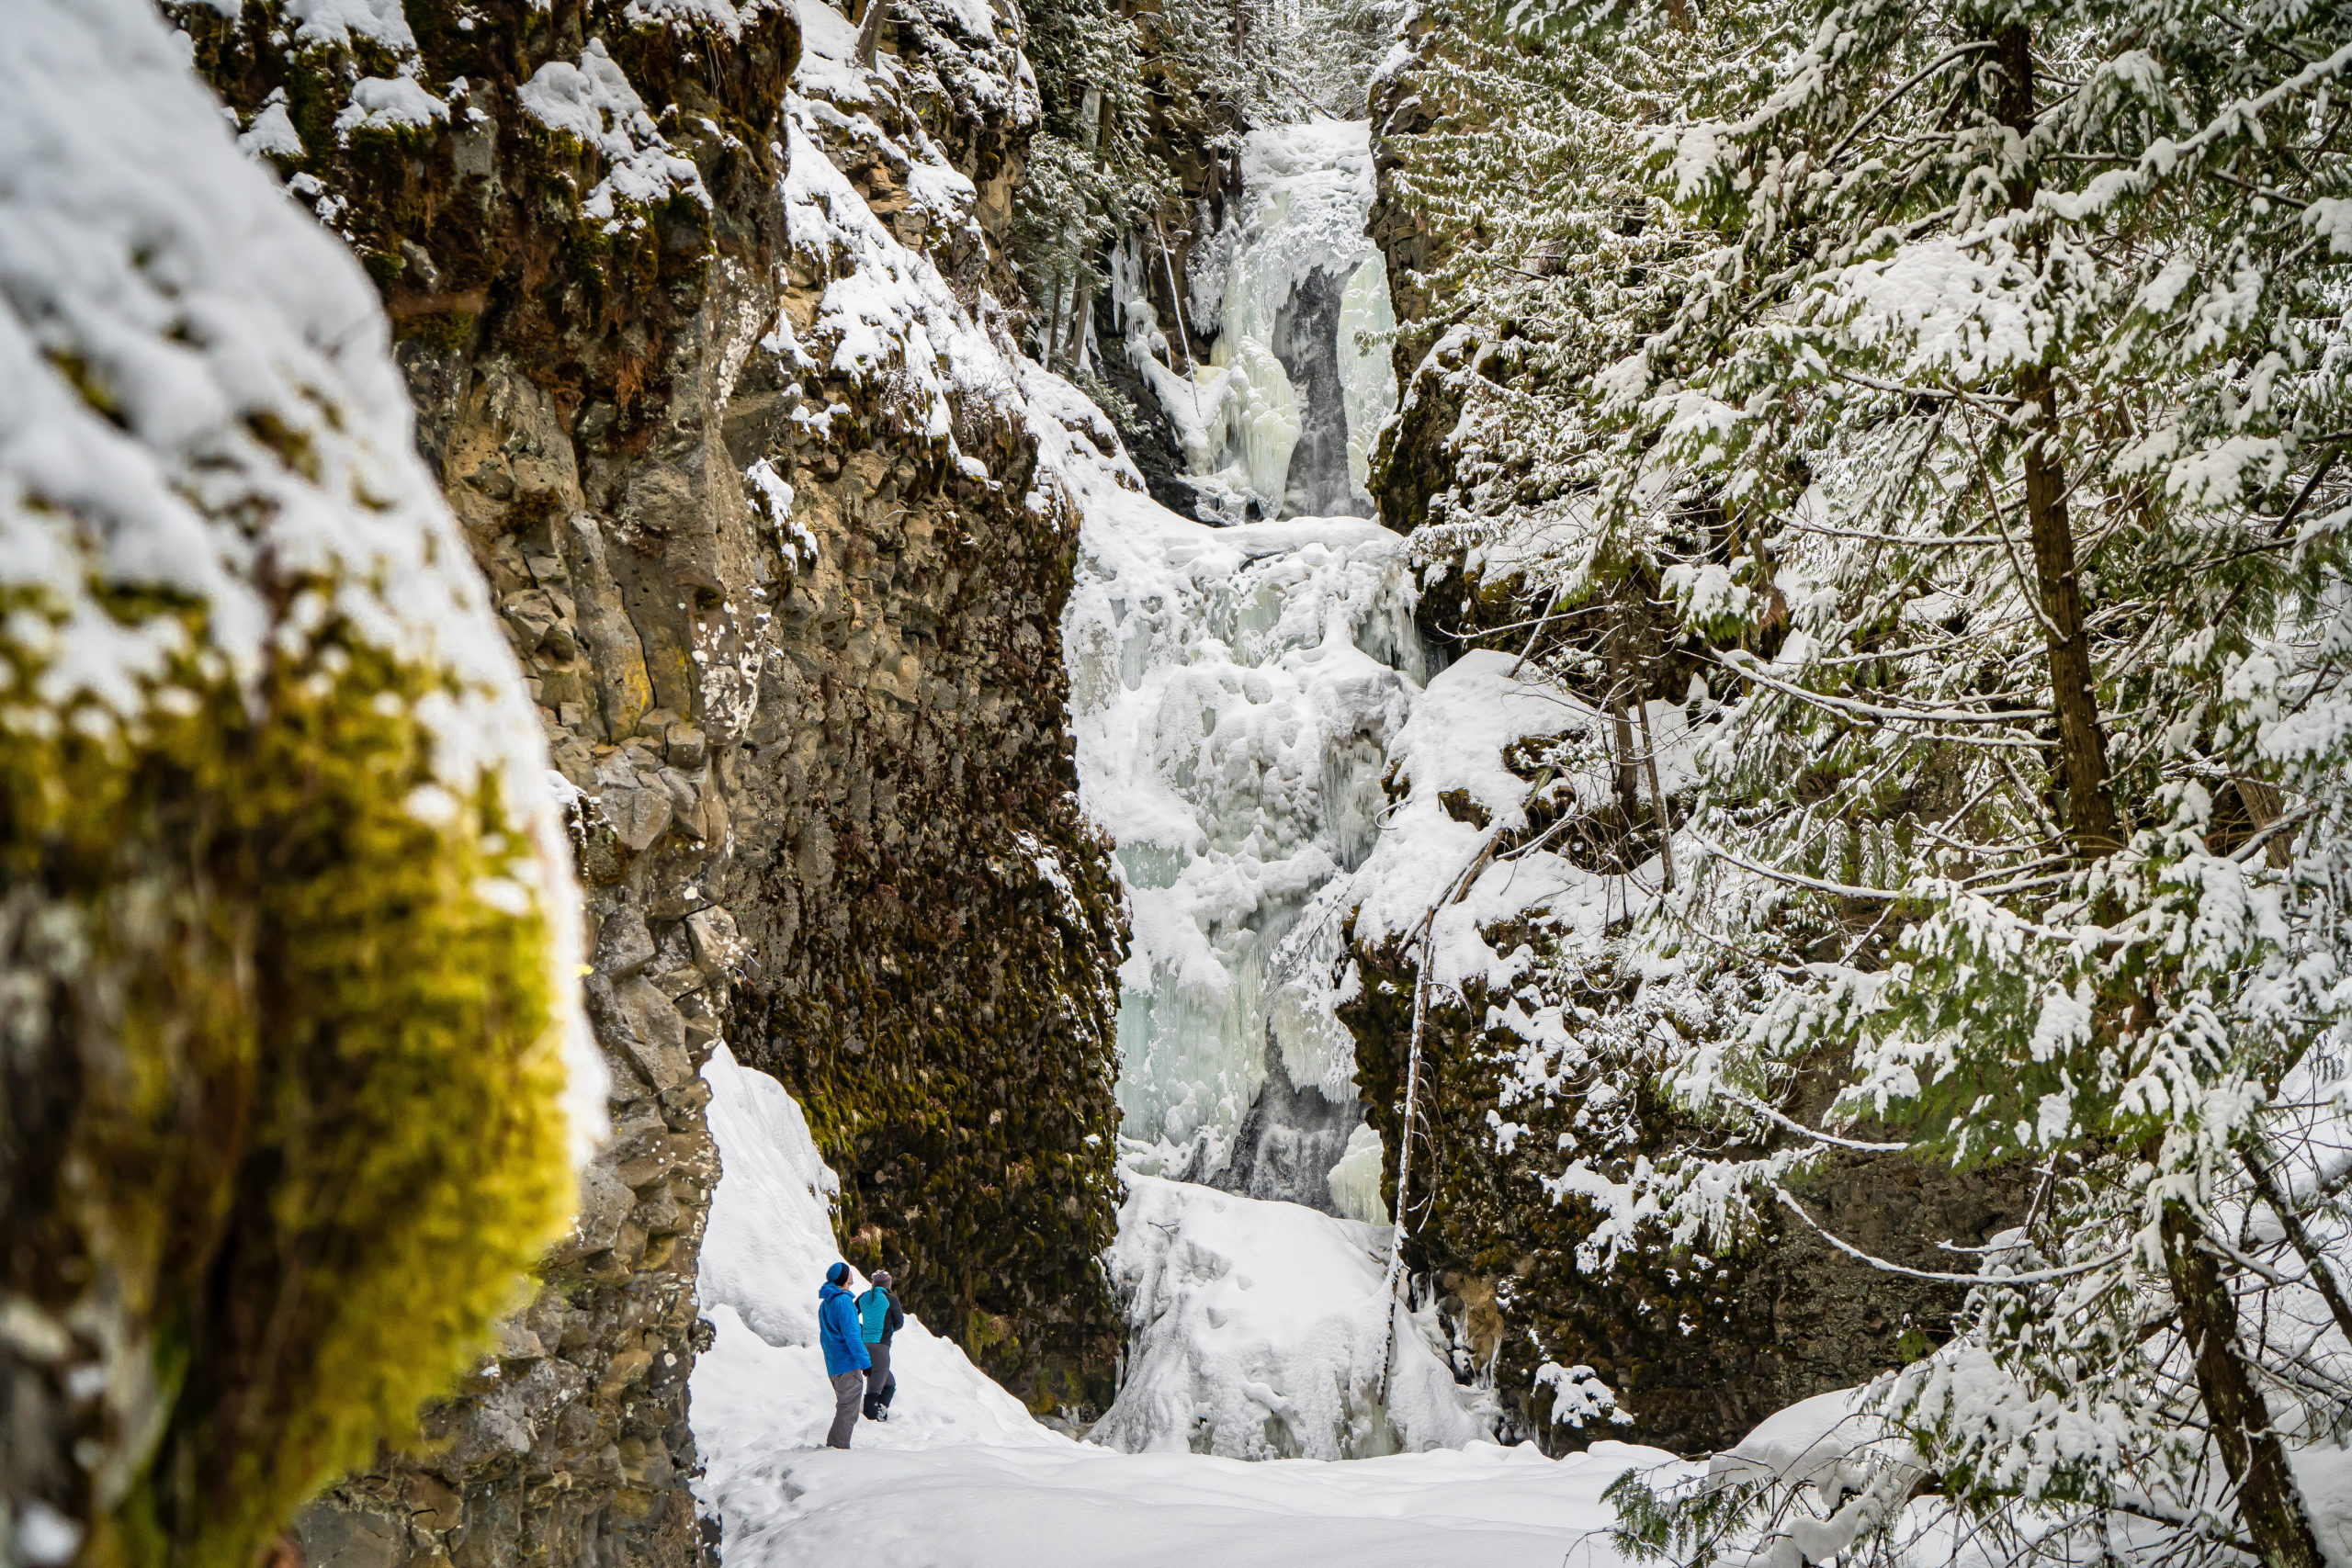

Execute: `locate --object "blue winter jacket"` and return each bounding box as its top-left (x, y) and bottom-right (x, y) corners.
top-left (818, 1274), bottom-right (871, 1375)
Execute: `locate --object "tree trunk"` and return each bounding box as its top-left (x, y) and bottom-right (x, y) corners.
top-left (1156, 216), bottom-right (1193, 371)
top-left (1634, 685), bottom-right (1677, 891)
top-left (1607, 600), bottom-right (1644, 829)
top-left (1993, 25), bottom-right (2120, 860)
top-left (2018, 365), bottom-right (2121, 857)
top-left (1998, 35), bottom-right (2313, 1558)
top-left (2161, 1203), bottom-right (2327, 1568)
top-left (1042, 275), bottom-right (1065, 372)
top-left (1068, 276), bottom-right (1093, 372)
top-left (854, 0), bottom-right (887, 67)
top-left (2239, 1143), bottom-right (2352, 1348)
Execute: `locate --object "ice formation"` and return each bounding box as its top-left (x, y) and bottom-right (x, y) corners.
top-left (1093, 1176), bottom-right (1495, 1458)
top-left (1115, 119), bottom-right (1396, 521)
top-left (1051, 119), bottom-right (1447, 1215)
top-left (1055, 415), bottom-right (1428, 1201)
top-left (1064, 270), bottom-right (1698, 1235)
top-left (1043, 324), bottom-right (1711, 1452)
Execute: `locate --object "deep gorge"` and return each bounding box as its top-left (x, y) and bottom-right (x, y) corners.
top-left (11, 1), bottom-right (2351, 1566)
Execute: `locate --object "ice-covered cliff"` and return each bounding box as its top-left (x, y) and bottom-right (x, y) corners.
top-left (1062, 485), bottom-right (1424, 1210)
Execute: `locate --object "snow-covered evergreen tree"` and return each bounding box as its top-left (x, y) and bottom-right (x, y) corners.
top-left (1399, 0), bottom-right (2352, 1559)
top-left (1013, 0), bottom-right (1176, 364)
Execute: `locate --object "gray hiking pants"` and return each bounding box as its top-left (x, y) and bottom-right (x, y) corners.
top-left (864, 1341), bottom-right (895, 1415)
top-left (826, 1370), bottom-right (863, 1449)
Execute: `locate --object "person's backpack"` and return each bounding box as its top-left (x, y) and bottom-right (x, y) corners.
top-left (856, 1287), bottom-right (891, 1344)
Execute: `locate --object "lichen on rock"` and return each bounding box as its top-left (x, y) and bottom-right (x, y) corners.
top-left (0, 4), bottom-right (592, 1565)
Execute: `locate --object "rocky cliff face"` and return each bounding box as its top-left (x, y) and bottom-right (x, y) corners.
top-left (1342, 924), bottom-right (2018, 1455)
top-left (3, 7), bottom-right (588, 1566)
top-left (1353, 15), bottom-right (2020, 1459)
top-left (173, 3), bottom-right (1125, 1564)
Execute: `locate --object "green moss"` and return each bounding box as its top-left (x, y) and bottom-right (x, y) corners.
top-left (1, 589), bottom-right (573, 1568)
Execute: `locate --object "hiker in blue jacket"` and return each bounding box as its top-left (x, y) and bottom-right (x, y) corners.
top-left (817, 1262), bottom-right (870, 1449)
top-left (855, 1269), bottom-right (906, 1420)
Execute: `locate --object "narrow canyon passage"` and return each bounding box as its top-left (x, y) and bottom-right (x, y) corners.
top-left (678, 75), bottom-right (1683, 1560)
top-left (22, 0), bottom-right (2352, 1565)
top-left (673, 42), bottom-right (1721, 1561)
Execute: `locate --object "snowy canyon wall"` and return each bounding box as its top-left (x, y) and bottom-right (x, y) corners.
top-left (173, 4), bottom-right (1125, 1566)
top-left (1350, 11), bottom-right (2022, 1457)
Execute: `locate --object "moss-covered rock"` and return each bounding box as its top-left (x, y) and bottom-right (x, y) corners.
top-left (2, 7), bottom-right (583, 1564)
top-left (2, 638), bottom-right (573, 1568)
top-left (1342, 917), bottom-right (2018, 1456)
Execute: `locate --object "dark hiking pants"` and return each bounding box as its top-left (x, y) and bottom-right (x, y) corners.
top-left (826, 1370), bottom-right (863, 1448)
top-left (863, 1341), bottom-right (896, 1417)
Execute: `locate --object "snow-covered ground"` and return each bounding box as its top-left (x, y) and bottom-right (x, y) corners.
top-left (728, 1441), bottom-right (1669, 1568)
top-left (692, 1042), bottom-right (1690, 1568)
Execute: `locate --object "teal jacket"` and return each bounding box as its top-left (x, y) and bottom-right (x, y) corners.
top-left (856, 1285), bottom-right (903, 1346)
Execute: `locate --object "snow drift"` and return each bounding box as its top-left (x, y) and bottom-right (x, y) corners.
top-left (692, 1043), bottom-right (1061, 1469)
top-left (1092, 1175), bottom-right (1496, 1458)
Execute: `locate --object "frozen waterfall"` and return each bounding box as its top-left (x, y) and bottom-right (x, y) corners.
top-left (1114, 119), bottom-right (1396, 523)
top-left (1064, 502), bottom-right (1427, 1212)
top-left (1072, 118), bottom-right (1418, 1214)
top-left (1035, 329), bottom-right (1508, 1457)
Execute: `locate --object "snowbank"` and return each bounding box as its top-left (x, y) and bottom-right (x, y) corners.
top-left (692, 1044), bottom-right (1062, 1464)
top-left (1346, 647), bottom-right (1704, 1009)
top-left (1092, 1176), bottom-right (1495, 1458)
